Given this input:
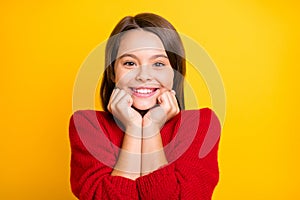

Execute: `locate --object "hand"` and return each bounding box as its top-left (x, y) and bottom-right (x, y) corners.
top-left (143, 90), bottom-right (179, 131)
top-left (107, 88), bottom-right (142, 131)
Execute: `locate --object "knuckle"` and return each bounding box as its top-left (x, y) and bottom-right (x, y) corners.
top-left (110, 102), bottom-right (116, 108)
top-left (116, 102), bottom-right (123, 110)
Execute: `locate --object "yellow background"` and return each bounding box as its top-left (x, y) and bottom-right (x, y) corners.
top-left (1, 0), bottom-right (299, 199)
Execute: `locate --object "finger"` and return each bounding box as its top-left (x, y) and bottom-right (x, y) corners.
top-left (169, 90), bottom-right (180, 113)
top-left (171, 90), bottom-right (176, 95)
top-left (165, 91), bottom-right (176, 113)
top-left (108, 89), bottom-right (127, 112)
top-left (163, 91), bottom-right (179, 116)
top-left (107, 88), bottom-right (120, 111)
top-left (107, 88), bottom-right (118, 111)
top-left (157, 95), bottom-right (162, 104)
top-left (117, 92), bottom-right (133, 107)
top-left (158, 92), bottom-right (172, 113)
top-left (169, 91), bottom-right (180, 115)
top-left (111, 89), bottom-right (128, 109)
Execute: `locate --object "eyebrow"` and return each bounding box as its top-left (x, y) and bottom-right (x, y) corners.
top-left (117, 53), bottom-right (168, 60)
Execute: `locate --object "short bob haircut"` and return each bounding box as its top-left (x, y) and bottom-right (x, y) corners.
top-left (100, 13), bottom-right (186, 111)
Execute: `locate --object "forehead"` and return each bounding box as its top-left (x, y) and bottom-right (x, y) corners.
top-left (117, 29), bottom-right (166, 57)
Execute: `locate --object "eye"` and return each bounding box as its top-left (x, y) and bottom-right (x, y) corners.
top-left (123, 61), bottom-right (136, 66)
top-left (153, 62), bottom-right (165, 67)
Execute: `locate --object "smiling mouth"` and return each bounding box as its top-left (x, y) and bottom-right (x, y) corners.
top-left (130, 87), bottom-right (158, 97)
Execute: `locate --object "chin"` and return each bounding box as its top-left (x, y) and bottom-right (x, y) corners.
top-left (132, 97), bottom-right (157, 111)
top-left (133, 104), bottom-right (153, 111)
top-left (132, 102), bottom-right (156, 111)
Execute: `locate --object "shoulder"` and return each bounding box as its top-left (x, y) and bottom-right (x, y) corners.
top-left (194, 108), bottom-right (221, 158)
top-left (165, 108), bottom-right (220, 134)
top-left (69, 110), bottom-right (120, 167)
top-left (179, 108), bottom-right (221, 131)
top-left (163, 108), bottom-right (221, 162)
top-left (181, 107), bottom-right (219, 121)
top-left (181, 108), bottom-right (221, 156)
top-left (69, 110), bottom-right (115, 140)
top-left (70, 110), bottom-right (113, 129)
top-left (71, 109), bottom-right (111, 122)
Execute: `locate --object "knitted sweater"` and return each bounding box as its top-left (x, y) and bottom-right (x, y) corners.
top-left (69, 108), bottom-right (221, 200)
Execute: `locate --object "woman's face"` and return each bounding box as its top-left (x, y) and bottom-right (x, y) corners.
top-left (113, 29), bottom-right (174, 110)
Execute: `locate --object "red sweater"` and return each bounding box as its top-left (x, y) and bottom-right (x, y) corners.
top-left (69, 108), bottom-right (221, 200)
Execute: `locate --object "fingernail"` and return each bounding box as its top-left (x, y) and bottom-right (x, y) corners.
top-left (171, 90), bottom-right (176, 95)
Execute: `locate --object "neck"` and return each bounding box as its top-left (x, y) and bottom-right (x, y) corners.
top-left (132, 107), bottom-right (149, 117)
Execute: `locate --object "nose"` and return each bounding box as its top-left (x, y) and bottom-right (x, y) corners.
top-left (135, 64), bottom-right (153, 82)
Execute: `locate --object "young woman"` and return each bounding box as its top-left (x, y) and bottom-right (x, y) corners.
top-left (69, 13), bottom-right (221, 199)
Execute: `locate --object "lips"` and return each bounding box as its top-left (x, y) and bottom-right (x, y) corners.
top-left (131, 87), bottom-right (158, 97)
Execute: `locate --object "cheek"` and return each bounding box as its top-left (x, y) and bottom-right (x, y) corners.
top-left (114, 64), bottom-right (127, 84)
top-left (157, 68), bottom-right (174, 89)
top-left (114, 68), bottom-right (137, 88)
top-left (115, 73), bottom-right (128, 88)
top-left (114, 72), bottom-right (123, 85)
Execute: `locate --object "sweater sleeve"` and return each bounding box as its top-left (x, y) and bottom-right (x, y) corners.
top-left (69, 110), bottom-right (138, 200)
top-left (135, 108), bottom-right (221, 200)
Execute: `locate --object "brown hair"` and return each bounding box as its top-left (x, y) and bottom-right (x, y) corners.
top-left (100, 13), bottom-right (186, 111)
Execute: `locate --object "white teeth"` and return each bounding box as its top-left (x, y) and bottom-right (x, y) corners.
top-left (133, 88), bottom-right (154, 94)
